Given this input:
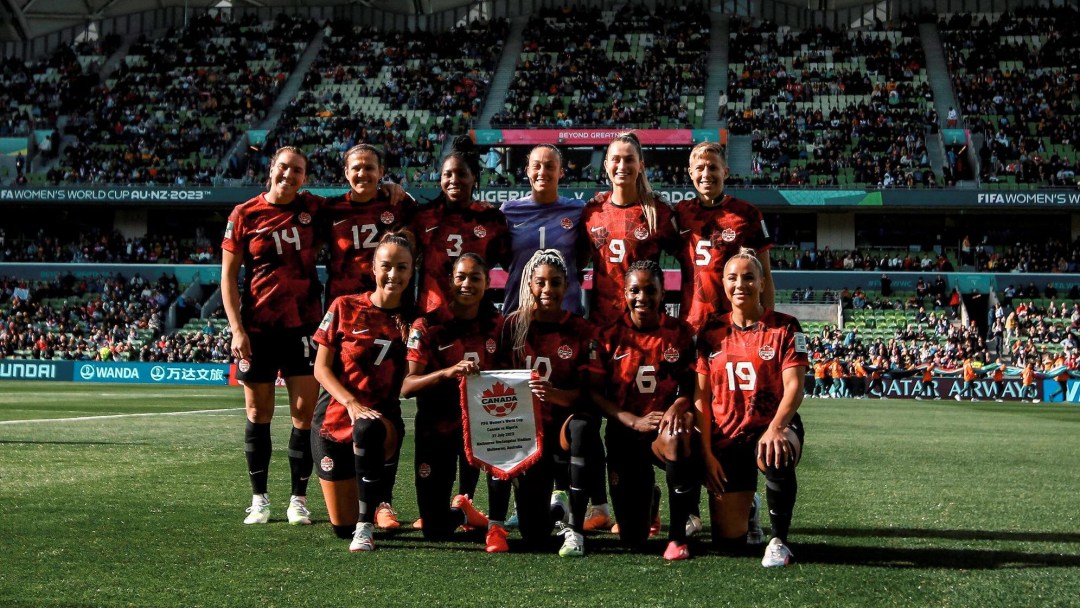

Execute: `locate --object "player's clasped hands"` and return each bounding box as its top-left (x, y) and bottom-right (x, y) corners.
top-left (629, 411), bottom-right (664, 432)
top-left (445, 358), bottom-right (480, 379)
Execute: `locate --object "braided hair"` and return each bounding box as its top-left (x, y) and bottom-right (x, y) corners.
top-left (506, 248), bottom-right (568, 364)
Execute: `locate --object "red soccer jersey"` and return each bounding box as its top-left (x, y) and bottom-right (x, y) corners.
top-left (582, 192), bottom-right (679, 327)
top-left (221, 192), bottom-right (323, 331)
top-left (696, 310), bottom-right (808, 448)
top-left (589, 313), bottom-right (695, 417)
top-left (406, 307), bottom-right (505, 434)
top-left (503, 310), bottom-right (593, 427)
top-left (312, 292), bottom-right (410, 443)
top-left (322, 190), bottom-right (418, 304)
top-left (414, 197), bottom-right (509, 313)
top-left (674, 195), bottom-right (771, 331)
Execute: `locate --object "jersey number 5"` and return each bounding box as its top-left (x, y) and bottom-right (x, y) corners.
top-left (694, 240), bottom-right (712, 266)
top-left (725, 361), bottom-right (756, 390)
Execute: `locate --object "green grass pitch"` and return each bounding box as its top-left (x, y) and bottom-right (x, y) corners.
top-left (0, 382), bottom-right (1078, 607)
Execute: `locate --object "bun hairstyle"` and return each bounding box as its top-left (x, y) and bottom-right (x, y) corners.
top-left (726, 246), bottom-right (764, 277)
top-left (607, 132), bottom-right (658, 235)
top-left (443, 135), bottom-right (482, 182)
top-left (377, 228), bottom-right (417, 259)
top-left (506, 248), bottom-right (568, 364)
top-left (265, 145), bottom-right (309, 189)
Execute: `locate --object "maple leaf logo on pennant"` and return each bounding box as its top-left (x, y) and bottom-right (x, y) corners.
top-left (480, 381), bottom-right (519, 417)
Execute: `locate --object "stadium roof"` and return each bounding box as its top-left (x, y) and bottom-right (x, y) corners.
top-left (1, 0), bottom-right (874, 43)
top-left (0, 0), bottom-right (481, 41)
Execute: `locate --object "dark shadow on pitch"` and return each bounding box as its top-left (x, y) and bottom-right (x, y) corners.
top-left (794, 541), bottom-right (1080, 570)
top-left (0, 440), bottom-right (150, 446)
top-left (798, 526), bottom-right (1080, 544)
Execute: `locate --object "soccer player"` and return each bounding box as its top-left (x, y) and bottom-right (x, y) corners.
top-left (589, 260), bottom-right (699, 560)
top-left (221, 146), bottom-right (321, 526)
top-left (674, 142), bottom-right (773, 330)
top-left (322, 144), bottom-right (417, 529)
top-left (501, 144), bottom-right (587, 315)
top-left (501, 143), bottom-right (610, 532)
top-left (694, 248), bottom-right (809, 568)
top-left (955, 357), bottom-right (979, 401)
top-left (415, 136), bottom-right (509, 314)
top-left (488, 249), bottom-right (598, 557)
top-left (322, 144), bottom-right (418, 305)
top-left (311, 232), bottom-right (417, 552)
top-left (402, 253), bottom-right (504, 540)
top-left (990, 360), bottom-right (1005, 402)
top-left (582, 132), bottom-right (678, 328)
top-left (1020, 361), bottom-right (1039, 403)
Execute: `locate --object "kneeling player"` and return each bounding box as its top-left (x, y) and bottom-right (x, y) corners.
top-left (695, 249), bottom-right (808, 567)
top-left (590, 260), bottom-right (699, 560)
top-left (401, 253), bottom-right (503, 539)
top-left (311, 233), bottom-right (416, 552)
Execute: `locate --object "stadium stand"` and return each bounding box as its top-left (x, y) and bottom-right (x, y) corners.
top-left (490, 5), bottom-right (709, 129)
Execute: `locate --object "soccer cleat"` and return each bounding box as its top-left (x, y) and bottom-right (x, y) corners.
top-left (761, 537), bottom-right (794, 567)
top-left (955, 395), bottom-right (962, 401)
top-left (558, 526), bottom-right (585, 557)
top-left (663, 540), bottom-right (690, 561)
top-left (649, 512), bottom-right (662, 537)
top-left (505, 506), bottom-right (519, 529)
top-left (582, 505), bottom-right (612, 532)
top-left (411, 518), bottom-right (424, 529)
top-left (452, 494), bottom-right (490, 528)
top-left (995, 398), bottom-right (1004, 403)
top-left (550, 490), bottom-right (570, 524)
top-left (375, 502), bottom-right (401, 529)
top-left (286, 496), bottom-right (312, 526)
top-left (485, 523), bottom-right (510, 553)
top-left (685, 514), bottom-right (703, 538)
top-left (971, 398), bottom-right (979, 402)
top-left (746, 494), bottom-right (765, 544)
top-left (349, 522), bottom-right (376, 552)
top-left (914, 396), bottom-right (922, 400)
top-left (243, 496), bottom-right (270, 525)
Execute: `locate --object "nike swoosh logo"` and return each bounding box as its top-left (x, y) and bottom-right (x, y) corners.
top-left (513, 222), bottom-right (527, 228)
top-left (680, 229), bottom-right (692, 234)
top-left (352, 329), bottom-right (370, 334)
top-left (425, 226), bottom-right (438, 232)
top-left (614, 352), bottom-right (630, 360)
top-left (709, 351), bottom-right (722, 359)
top-left (333, 219), bottom-right (349, 226)
top-left (255, 228), bottom-right (271, 233)
top-left (590, 227), bottom-right (604, 232)
top-left (438, 344), bottom-right (454, 351)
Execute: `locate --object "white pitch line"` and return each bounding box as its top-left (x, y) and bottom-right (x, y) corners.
top-left (0, 406), bottom-right (248, 425)
top-left (0, 405), bottom-right (418, 425)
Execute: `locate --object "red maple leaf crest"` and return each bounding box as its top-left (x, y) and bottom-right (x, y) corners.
top-left (482, 382), bottom-right (515, 399)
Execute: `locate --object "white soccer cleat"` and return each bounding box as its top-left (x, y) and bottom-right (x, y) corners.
top-left (747, 493), bottom-right (765, 544)
top-left (685, 513), bottom-right (704, 538)
top-left (349, 522), bottom-right (376, 552)
top-left (761, 537), bottom-right (794, 567)
top-left (243, 496), bottom-right (270, 525)
top-left (287, 495), bottom-right (312, 525)
top-left (558, 526), bottom-right (585, 558)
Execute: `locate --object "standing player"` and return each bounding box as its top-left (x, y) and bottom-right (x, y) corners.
top-left (311, 232), bottom-right (417, 552)
top-left (401, 253), bottom-right (503, 540)
top-left (956, 357), bottom-right (979, 401)
top-left (488, 249), bottom-right (599, 557)
top-left (323, 144), bottom-right (418, 304)
top-left (501, 144), bottom-right (587, 315)
top-left (221, 146), bottom-right (321, 526)
top-left (501, 143), bottom-right (609, 531)
top-left (1020, 361), bottom-right (1039, 403)
top-left (674, 142), bottom-right (773, 329)
top-left (695, 249), bottom-right (809, 568)
top-left (589, 260), bottom-right (699, 560)
top-left (415, 136), bottom-right (509, 314)
top-left (582, 132), bottom-right (679, 328)
top-left (322, 144), bottom-right (417, 529)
